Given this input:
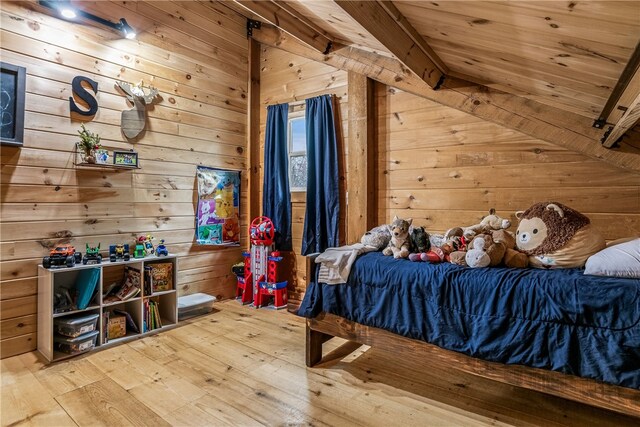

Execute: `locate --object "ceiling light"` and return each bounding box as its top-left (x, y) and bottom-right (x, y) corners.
top-left (60, 7), bottom-right (76, 19)
top-left (38, 1), bottom-right (137, 40)
top-left (118, 19), bottom-right (137, 39)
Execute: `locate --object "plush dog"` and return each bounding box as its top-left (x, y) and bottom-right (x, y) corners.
top-left (383, 216), bottom-right (412, 259)
top-left (410, 226), bottom-right (430, 253)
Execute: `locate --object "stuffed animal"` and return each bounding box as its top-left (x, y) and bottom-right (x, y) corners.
top-left (361, 225), bottom-right (392, 250)
top-left (382, 216), bottom-right (412, 259)
top-left (493, 229), bottom-right (528, 268)
top-left (454, 230), bottom-right (528, 268)
top-left (409, 247), bottom-right (446, 263)
top-left (465, 235), bottom-right (492, 268)
top-left (515, 202), bottom-right (605, 268)
top-left (410, 226), bottom-right (430, 253)
top-left (444, 208), bottom-right (511, 241)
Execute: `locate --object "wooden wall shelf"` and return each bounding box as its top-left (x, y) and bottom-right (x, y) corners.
top-left (75, 162), bottom-right (140, 170)
top-left (74, 144), bottom-right (140, 169)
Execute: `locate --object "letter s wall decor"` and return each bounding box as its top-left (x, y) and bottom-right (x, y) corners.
top-left (69, 76), bottom-right (99, 117)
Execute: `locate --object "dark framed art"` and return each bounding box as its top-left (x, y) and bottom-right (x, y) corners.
top-left (0, 62), bottom-right (26, 147)
top-left (113, 150), bottom-right (139, 167)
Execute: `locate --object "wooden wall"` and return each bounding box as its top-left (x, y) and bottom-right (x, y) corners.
top-left (259, 47), bottom-right (640, 303)
top-left (259, 45), bottom-right (348, 303)
top-left (0, 1), bottom-right (248, 358)
top-left (376, 86), bottom-right (640, 239)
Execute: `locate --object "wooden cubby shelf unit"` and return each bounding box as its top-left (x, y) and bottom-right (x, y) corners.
top-left (37, 254), bottom-right (178, 363)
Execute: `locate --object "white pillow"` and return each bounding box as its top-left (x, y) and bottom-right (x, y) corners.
top-left (584, 238), bottom-right (640, 278)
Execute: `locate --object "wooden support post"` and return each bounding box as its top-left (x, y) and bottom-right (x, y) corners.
top-left (306, 320), bottom-right (332, 367)
top-left (347, 72), bottom-right (376, 243)
top-left (248, 37), bottom-right (261, 221)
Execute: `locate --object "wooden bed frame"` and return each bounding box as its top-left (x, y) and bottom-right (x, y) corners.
top-left (304, 257), bottom-right (640, 418)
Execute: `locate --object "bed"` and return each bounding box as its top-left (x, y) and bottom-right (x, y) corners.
top-left (298, 251), bottom-right (640, 416)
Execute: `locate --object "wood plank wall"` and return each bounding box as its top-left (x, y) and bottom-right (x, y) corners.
top-left (376, 86), bottom-right (640, 239)
top-left (259, 46), bottom-right (640, 303)
top-left (259, 45), bottom-right (348, 304)
top-left (0, 1), bottom-right (248, 358)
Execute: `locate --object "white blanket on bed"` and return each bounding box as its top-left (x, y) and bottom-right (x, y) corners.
top-left (315, 243), bottom-right (378, 285)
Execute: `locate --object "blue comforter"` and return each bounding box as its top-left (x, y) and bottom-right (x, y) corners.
top-left (298, 251), bottom-right (640, 389)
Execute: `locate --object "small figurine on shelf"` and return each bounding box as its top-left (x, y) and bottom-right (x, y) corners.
top-left (134, 236), bottom-right (146, 258)
top-left (83, 243), bottom-right (102, 264)
top-left (144, 234), bottom-right (155, 256)
top-left (155, 239), bottom-right (168, 256)
top-left (77, 123), bottom-right (101, 164)
top-left (109, 244), bottom-right (130, 262)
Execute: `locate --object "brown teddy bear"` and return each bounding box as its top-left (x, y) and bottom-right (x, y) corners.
top-left (493, 229), bottom-right (529, 268)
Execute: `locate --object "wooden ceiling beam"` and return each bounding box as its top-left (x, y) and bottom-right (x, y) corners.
top-left (251, 24), bottom-right (640, 172)
top-left (376, 1), bottom-right (449, 75)
top-left (596, 41), bottom-right (640, 128)
top-left (334, 0), bottom-right (445, 89)
top-left (232, 0), bottom-right (333, 54)
top-left (598, 42), bottom-right (640, 148)
top-left (601, 93), bottom-right (640, 148)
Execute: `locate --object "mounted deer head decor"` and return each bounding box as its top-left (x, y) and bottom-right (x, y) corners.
top-left (115, 80), bottom-right (159, 139)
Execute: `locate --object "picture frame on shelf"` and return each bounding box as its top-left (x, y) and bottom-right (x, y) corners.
top-left (113, 150), bottom-right (138, 167)
top-left (0, 62), bottom-right (26, 147)
top-left (95, 148), bottom-right (110, 164)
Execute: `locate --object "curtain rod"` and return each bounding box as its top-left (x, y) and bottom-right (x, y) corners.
top-left (265, 94), bottom-right (336, 109)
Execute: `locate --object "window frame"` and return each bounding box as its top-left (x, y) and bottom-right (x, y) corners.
top-left (287, 111), bottom-right (307, 193)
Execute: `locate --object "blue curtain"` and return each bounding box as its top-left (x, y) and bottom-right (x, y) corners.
top-left (262, 103), bottom-right (292, 251)
top-left (301, 95), bottom-right (340, 255)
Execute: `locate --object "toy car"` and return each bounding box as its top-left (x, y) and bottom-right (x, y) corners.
top-left (109, 244), bottom-right (130, 262)
top-left (43, 245), bottom-right (82, 268)
top-left (155, 239), bottom-right (168, 256)
top-left (133, 243), bottom-right (146, 258)
top-left (144, 234), bottom-right (155, 256)
top-left (83, 243), bottom-right (102, 264)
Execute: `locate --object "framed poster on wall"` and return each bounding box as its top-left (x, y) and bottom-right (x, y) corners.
top-left (195, 166), bottom-right (241, 246)
top-left (0, 62), bottom-right (26, 147)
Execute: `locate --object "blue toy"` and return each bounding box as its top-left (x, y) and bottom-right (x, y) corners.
top-left (155, 239), bottom-right (168, 256)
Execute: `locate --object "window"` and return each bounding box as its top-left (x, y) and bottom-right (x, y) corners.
top-left (288, 114), bottom-right (307, 192)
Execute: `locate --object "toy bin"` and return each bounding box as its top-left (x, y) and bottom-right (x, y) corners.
top-left (53, 330), bottom-right (99, 354)
top-left (54, 313), bottom-right (100, 338)
top-left (178, 293), bottom-right (216, 320)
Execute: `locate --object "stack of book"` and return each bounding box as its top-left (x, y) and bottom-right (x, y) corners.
top-left (103, 267), bottom-right (141, 304)
top-left (143, 299), bottom-right (162, 332)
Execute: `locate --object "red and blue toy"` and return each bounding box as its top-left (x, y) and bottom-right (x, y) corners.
top-left (236, 216), bottom-right (288, 309)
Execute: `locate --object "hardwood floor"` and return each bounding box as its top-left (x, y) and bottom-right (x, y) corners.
top-left (2, 300), bottom-right (638, 426)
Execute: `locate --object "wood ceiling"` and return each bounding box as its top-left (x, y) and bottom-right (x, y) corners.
top-left (233, 0), bottom-right (640, 168)
top-left (280, 0), bottom-right (639, 120)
